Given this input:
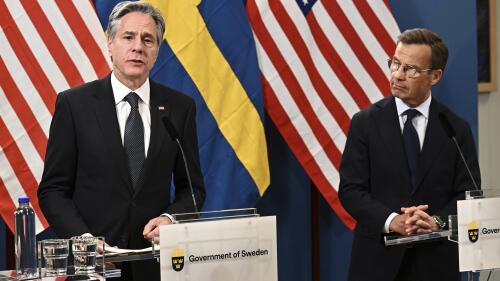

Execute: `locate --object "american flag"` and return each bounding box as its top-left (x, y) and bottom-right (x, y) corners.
top-left (247, 0), bottom-right (400, 229)
top-left (0, 0), bottom-right (110, 234)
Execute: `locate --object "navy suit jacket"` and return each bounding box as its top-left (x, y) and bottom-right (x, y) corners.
top-left (339, 96), bottom-right (480, 281)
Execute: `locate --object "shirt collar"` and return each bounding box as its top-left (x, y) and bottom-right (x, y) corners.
top-left (395, 93), bottom-right (432, 119)
top-left (111, 72), bottom-right (150, 106)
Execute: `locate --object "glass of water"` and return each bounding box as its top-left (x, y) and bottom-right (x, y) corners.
top-left (71, 236), bottom-right (98, 274)
top-left (42, 239), bottom-right (69, 276)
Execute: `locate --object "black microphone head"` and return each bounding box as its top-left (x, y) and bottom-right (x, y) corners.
top-left (162, 116), bottom-right (180, 140)
top-left (438, 112), bottom-right (456, 139)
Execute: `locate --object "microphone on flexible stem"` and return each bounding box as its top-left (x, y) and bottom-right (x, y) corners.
top-left (162, 116), bottom-right (199, 213)
top-left (438, 112), bottom-right (479, 190)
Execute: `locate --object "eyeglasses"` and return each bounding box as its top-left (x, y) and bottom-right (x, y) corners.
top-left (387, 59), bottom-right (434, 78)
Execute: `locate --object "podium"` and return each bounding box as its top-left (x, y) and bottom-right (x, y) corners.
top-left (159, 209), bottom-right (278, 281)
top-left (384, 189), bottom-right (500, 280)
top-left (98, 208), bottom-right (278, 281)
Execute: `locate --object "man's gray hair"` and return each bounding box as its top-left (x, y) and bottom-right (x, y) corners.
top-left (106, 1), bottom-right (165, 45)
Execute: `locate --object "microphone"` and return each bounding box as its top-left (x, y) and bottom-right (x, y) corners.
top-left (438, 112), bottom-right (479, 190)
top-left (162, 116), bottom-right (199, 213)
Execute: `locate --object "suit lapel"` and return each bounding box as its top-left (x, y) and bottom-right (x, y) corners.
top-left (413, 100), bottom-right (447, 192)
top-left (372, 97), bottom-right (449, 194)
top-left (375, 97), bottom-right (410, 168)
top-left (373, 97), bottom-right (412, 191)
top-left (133, 81), bottom-right (168, 196)
top-left (92, 75), bottom-right (134, 194)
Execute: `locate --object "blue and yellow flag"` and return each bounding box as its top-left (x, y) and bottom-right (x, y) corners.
top-left (94, 0), bottom-right (270, 210)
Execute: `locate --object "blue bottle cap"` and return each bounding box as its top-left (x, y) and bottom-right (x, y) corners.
top-left (18, 197), bottom-right (29, 203)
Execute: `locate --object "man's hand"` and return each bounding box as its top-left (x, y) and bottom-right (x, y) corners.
top-left (142, 216), bottom-right (173, 243)
top-left (401, 205), bottom-right (429, 217)
top-left (82, 233), bottom-right (113, 254)
top-left (389, 213), bottom-right (410, 235)
top-left (401, 205), bottom-right (438, 234)
top-left (97, 240), bottom-right (114, 254)
top-left (389, 205), bottom-right (429, 235)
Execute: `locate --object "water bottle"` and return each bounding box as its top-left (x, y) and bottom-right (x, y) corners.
top-left (14, 197), bottom-right (38, 279)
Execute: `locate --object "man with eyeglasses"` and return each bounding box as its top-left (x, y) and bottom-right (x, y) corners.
top-left (339, 28), bottom-right (480, 281)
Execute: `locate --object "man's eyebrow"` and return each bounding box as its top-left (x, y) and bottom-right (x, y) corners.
top-left (392, 57), bottom-right (419, 68)
top-left (141, 32), bottom-right (155, 38)
top-left (123, 31), bottom-right (137, 36)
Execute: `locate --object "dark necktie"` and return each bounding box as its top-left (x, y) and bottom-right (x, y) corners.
top-left (403, 109), bottom-right (421, 189)
top-left (124, 92), bottom-right (144, 189)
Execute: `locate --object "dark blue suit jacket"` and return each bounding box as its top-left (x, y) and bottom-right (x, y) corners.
top-left (339, 96), bottom-right (480, 281)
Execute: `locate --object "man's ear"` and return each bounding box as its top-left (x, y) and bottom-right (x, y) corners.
top-left (430, 69), bottom-right (443, 86)
top-left (108, 38), bottom-right (114, 62)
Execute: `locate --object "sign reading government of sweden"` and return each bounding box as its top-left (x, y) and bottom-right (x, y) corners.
top-left (171, 247), bottom-right (185, 272)
top-left (170, 246), bottom-right (270, 273)
top-left (458, 197), bottom-right (500, 272)
top-left (160, 216), bottom-right (278, 281)
top-left (465, 220), bottom-right (500, 243)
top-left (188, 248), bottom-right (270, 263)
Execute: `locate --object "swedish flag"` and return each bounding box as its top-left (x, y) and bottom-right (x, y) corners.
top-left (94, 0), bottom-right (270, 210)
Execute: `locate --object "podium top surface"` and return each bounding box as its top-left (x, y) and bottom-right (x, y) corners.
top-left (466, 189), bottom-right (500, 199)
top-left (384, 230), bottom-right (452, 246)
top-left (0, 269), bottom-right (111, 280)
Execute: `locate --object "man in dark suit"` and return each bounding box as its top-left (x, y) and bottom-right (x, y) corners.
top-left (37, 2), bottom-right (205, 280)
top-left (338, 28), bottom-right (480, 281)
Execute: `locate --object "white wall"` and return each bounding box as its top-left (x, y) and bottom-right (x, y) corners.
top-left (477, 2), bottom-right (500, 281)
top-left (478, 3), bottom-right (500, 191)
top-left (478, 92), bottom-right (500, 189)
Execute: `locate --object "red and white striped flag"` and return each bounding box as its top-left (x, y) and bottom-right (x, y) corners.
top-left (0, 0), bottom-right (110, 234)
top-left (247, 0), bottom-right (400, 229)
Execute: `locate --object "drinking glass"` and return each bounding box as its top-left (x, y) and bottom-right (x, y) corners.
top-left (42, 239), bottom-right (69, 276)
top-left (71, 236), bottom-right (98, 274)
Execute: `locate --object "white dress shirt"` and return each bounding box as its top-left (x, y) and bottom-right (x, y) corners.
top-left (111, 72), bottom-right (151, 156)
top-left (395, 94), bottom-right (431, 150)
top-left (383, 94), bottom-right (432, 233)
